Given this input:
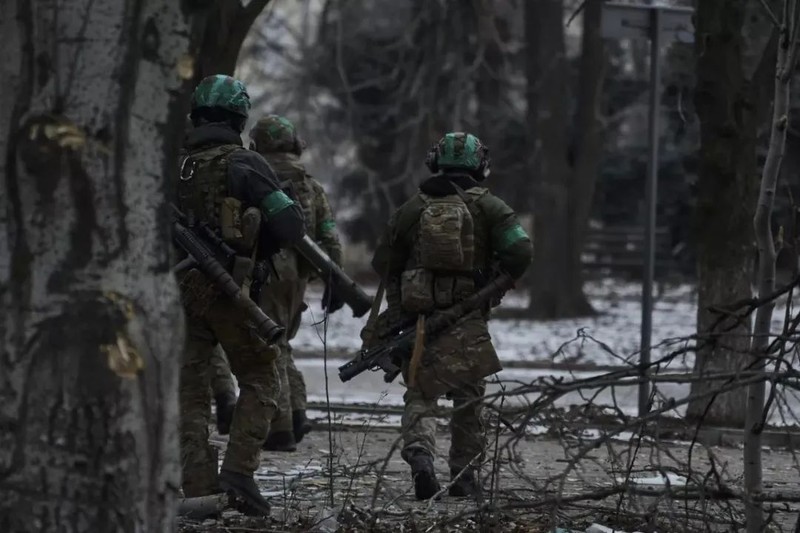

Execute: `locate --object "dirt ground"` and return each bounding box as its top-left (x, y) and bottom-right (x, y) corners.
top-left (177, 421), bottom-right (800, 533)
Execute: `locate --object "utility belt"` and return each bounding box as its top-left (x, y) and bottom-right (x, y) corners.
top-left (400, 268), bottom-right (477, 313)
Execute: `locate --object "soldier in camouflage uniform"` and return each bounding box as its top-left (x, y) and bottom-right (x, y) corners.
top-left (177, 75), bottom-right (305, 516)
top-left (181, 116), bottom-right (239, 438)
top-left (212, 114), bottom-right (344, 451)
top-left (368, 132), bottom-right (532, 500)
top-left (252, 115), bottom-right (344, 450)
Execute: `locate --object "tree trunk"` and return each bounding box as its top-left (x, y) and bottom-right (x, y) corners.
top-left (686, 0), bottom-right (775, 426)
top-left (566, 0), bottom-right (605, 315)
top-left (474, 0), bottom-right (507, 186)
top-left (744, 4), bottom-right (798, 530)
top-left (0, 1), bottom-right (190, 531)
top-left (194, 0), bottom-right (273, 80)
top-left (526, 0), bottom-right (601, 319)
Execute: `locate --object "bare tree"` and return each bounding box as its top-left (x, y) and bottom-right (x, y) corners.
top-left (686, 0), bottom-right (777, 426)
top-left (526, 0), bottom-right (606, 319)
top-left (474, 0), bottom-right (512, 188)
top-left (744, 1), bottom-right (800, 530)
top-left (0, 1), bottom-right (192, 530)
top-left (194, 0), bottom-right (274, 79)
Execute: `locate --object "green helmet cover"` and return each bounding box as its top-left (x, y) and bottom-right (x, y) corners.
top-left (251, 114), bottom-right (299, 153)
top-left (191, 75), bottom-right (251, 117)
top-left (436, 132), bottom-right (485, 170)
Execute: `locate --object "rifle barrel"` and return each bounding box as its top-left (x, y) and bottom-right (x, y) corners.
top-left (295, 235), bottom-right (373, 317)
top-left (336, 273), bottom-right (515, 383)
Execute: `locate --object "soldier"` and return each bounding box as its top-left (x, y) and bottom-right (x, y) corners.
top-left (207, 115), bottom-right (344, 450)
top-left (182, 114), bottom-right (238, 437)
top-left (177, 75), bottom-right (305, 516)
top-left (250, 114), bottom-right (344, 451)
top-left (368, 132), bottom-right (532, 500)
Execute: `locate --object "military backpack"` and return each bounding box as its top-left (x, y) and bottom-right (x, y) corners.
top-left (401, 187), bottom-right (487, 313)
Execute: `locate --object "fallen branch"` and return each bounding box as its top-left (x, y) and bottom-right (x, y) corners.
top-left (177, 493), bottom-right (229, 519)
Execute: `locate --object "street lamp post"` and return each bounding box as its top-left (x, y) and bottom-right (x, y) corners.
top-left (600, 2), bottom-right (694, 417)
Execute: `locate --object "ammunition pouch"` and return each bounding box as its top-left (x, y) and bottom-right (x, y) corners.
top-left (220, 198), bottom-right (262, 254)
top-left (401, 268), bottom-right (475, 313)
top-left (433, 275), bottom-right (474, 308)
top-left (400, 268), bottom-right (434, 313)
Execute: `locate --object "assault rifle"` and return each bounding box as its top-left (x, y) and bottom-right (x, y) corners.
top-left (171, 204), bottom-right (285, 343)
top-left (338, 273), bottom-right (515, 383)
top-left (295, 236), bottom-right (373, 317)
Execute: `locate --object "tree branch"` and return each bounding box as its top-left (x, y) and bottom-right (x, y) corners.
top-left (243, 0), bottom-right (272, 22)
top-left (759, 0), bottom-right (782, 28)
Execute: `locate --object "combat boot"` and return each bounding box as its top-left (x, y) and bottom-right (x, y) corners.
top-left (214, 392), bottom-right (237, 435)
top-left (292, 409), bottom-right (312, 443)
top-left (262, 430), bottom-right (297, 452)
top-left (448, 467), bottom-right (483, 498)
top-left (218, 469), bottom-right (271, 517)
top-left (408, 452), bottom-right (440, 500)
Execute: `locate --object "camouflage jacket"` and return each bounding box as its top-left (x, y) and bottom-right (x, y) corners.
top-left (179, 123), bottom-right (305, 252)
top-left (367, 173), bottom-right (533, 396)
top-left (253, 151), bottom-right (343, 281)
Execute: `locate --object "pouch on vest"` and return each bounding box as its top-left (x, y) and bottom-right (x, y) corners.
top-left (432, 275), bottom-right (475, 308)
top-left (400, 268), bottom-right (435, 313)
top-left (220, 198), bottom-right (262, 254)
top-left (417, 195), bottom-right (475, 272)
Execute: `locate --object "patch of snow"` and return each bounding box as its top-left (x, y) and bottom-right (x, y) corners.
top-left (587, 524), bottom-right (642, 533)
top-left (616, 471), bottom-right (688, 487)
top-left (294, 282), bottom-right (792, 370)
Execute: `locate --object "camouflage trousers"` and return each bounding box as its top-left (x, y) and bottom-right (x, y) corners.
top-left (399, 312), bottom-right (498, 471)
top-left (259, 278), bottom-right (308, 432)
top-left (400, 381), bottom-right (487, 472)
top-left (209, 345), bottom-right (236, 398)
top-left (180, 291), bottom-right (279, 497)
top-left (206, 278), bottom-right (309, 432)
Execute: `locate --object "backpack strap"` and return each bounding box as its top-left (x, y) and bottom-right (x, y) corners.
top-left (450, 182), bottom-right (482, 219)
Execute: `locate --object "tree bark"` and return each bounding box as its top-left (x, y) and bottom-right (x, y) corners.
top-left (744, 4), bottom-right (798, 530)
top-left (526, 0), bottom-right (604, 319)
top-left (0, 1), bottom-right (190, 531)
top-left (565, 0), bottom-right (605, 315)
top-left (474, 0), bottom-right (507, 185)
top-left (686, 0), bottom-right (775, 426)
top-left (194, 0), bottom-right (272, 79)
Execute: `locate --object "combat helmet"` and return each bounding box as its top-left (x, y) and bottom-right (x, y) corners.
top-left (191, 75), bottom-right (252, 118)
top-left (425, 132), bottom-right (490, 179)
top-left (250, 114), bottom-right (303, 155)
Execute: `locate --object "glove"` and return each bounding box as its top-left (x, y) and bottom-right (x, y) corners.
top-left (322, 284), bottom-right (346, 314)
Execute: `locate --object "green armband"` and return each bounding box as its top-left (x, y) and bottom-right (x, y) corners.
top-left (319, 219), bottom-right (336, 234)
top-left (497, 224), bottom-right (529, 250)
top-left (260, 190), bottom-right (294, 218)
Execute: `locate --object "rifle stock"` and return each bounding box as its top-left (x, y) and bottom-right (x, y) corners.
top-left (337, 273), bottom-right (515, 383)
top-left (295, 235), bottom-right (373, 317)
